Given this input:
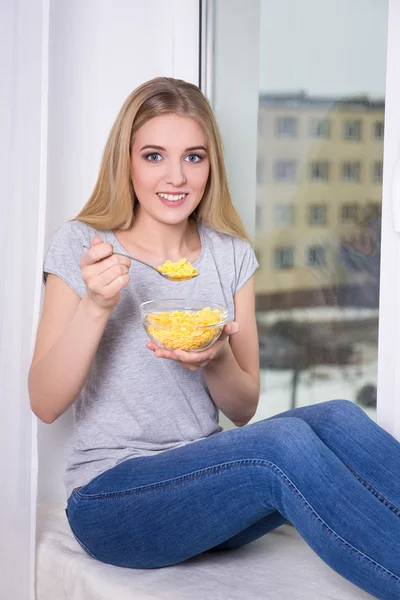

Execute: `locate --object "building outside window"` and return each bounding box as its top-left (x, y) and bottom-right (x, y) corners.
top-left (275, 160), bottom-right (297, 182)
top-left (274, 247), bottom-right (294, 269)
top-left (275, 116), bottom-right (297, 138)
top-left (341, 203), bottom-right (360, 223)
top-left (309, 118), bottom-right (330, 139)
top-left (310, 161), bottom-right (329, 181)
top-left (343, 119), bottom-right (362, 140)
top-left (307, 245), bottom-right (326, 267)
top-left (373, 161), bottom-right (383, 183)
top-left (342, 161), bottom-right (361, 182)
top-left (274, 204), bottom-right (294, 226)
top-left (309, 204), bottom-right (327, 225)
top-left (374, 121), bottom-right (384, 140)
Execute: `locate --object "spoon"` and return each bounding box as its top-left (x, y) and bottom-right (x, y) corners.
top-left (82, 245), bottom-right (198, 281)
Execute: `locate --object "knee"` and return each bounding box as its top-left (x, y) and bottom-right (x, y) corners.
top-left (263, 417), bottom-right (316, 458)
top-left (320, 399), bottom-right (365, 428)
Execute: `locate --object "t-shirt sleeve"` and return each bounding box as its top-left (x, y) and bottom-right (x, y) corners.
top-left (233, 237), bottom-right (259, 295)
top-left (43, 221), bottom-right (89, 298)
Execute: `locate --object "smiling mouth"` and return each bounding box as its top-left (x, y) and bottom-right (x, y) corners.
top-left (157, 193), bottom-right (188, 202)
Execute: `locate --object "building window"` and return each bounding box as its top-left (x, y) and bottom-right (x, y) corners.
top-left (275, 204), bottom-right (294, 226)
top-left (374, 121), bottom-right (384, 140)
top-left (342, 161), bottom-right (361, 182)
top-left (341, 204), bottom-right (360, 224)
top-left (275, 160), bottom-right (297, 182)
top-left (310, 161), bottom-right (329, 182)
top-left (343, 120), bottom-right (362, 141)
top-left (274, 247), bottom-right (294, 269)
top-left (307, 245), bottom-right (326, 267)
top-left (275, 116), bottom-right (297, 138)
top-left (373, 161), bottom-right (383, 183)
top-left (309, 118), bottom-right (330, 139)
top-left (309, 204), bottom-right (327, 225)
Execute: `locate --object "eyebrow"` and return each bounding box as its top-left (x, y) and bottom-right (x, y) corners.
top-left (139, 144), bottom-right (208, 153)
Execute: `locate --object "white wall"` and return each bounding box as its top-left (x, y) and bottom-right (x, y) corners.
top-left (38, 0), bottom-right (200, 505)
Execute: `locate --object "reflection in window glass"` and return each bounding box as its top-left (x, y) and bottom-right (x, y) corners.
top-left (254, 0), bottom-right (387, 421)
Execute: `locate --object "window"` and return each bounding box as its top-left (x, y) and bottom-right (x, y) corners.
top-left (310, 161), bottom-right (329, 181)
top-left (342, 161), bottom-right (361, 182)
top-left (256, 158), bottom-right (264, 185)
top-left (374, 121), bottom-right (384, 140)
top-left (309, 118), bottom-right (330, 139)
top-left (274, 247), bottom-right (294, 269)
top-left (309, 204), bottom-right (327, 225)
top-left (341, 204), bottom-right (360, 223)
top-left (275, 204), bottom-right (294, 226)
top-left (275, 160), bottom-right (297, 182)
top-left (343, 119), bottom-right (362, 140)
top-left (258, 114), bottom-right (264, 136)
top-left (255, 205), bottom-right (262, 230)
top-left (275, 116), bottom-right (297, 138)
top-left (307, 245), bottom-right (326, 267)
top-left (373, 161), bottom-right (383, 183)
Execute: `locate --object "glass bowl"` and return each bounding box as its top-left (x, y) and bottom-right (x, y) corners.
top-left (140, 299), bottom-right (228, 352)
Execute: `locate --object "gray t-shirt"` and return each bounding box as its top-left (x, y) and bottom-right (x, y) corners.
top-left (43, 218), bottom-right (258, 499)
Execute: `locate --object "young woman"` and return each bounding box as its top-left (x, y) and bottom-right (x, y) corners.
top-left (28, 77), bottom-right (400, 600)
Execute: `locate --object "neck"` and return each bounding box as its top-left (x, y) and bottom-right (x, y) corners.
top-left (127, 207), bottom-right (196, 257)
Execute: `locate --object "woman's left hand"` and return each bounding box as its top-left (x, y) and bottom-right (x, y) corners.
top-left (146, 321), bottom-right (239, 371)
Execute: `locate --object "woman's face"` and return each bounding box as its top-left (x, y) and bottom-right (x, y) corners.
top-left (130, 113), bottom-right (210, 225)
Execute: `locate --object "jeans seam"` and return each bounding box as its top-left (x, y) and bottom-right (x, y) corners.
top-left (74, 457), bottom-right (399, 584)
top-left (345, 464), bottom-right (400, 518)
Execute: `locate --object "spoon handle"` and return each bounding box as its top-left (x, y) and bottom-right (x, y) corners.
top-left (82, 244), bottom-right (157, 271)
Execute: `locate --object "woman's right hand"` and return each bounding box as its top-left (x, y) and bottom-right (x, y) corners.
top-left (80, 236), bottom-right (131, 312)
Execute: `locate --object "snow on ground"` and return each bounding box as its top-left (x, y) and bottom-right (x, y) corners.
top-left (251, 355), bottom-right (377, 423)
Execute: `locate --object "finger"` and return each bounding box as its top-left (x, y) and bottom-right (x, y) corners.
top-left (219, 321), bottom-right (240, 341)
top-left (85, 254), bottom-right (131, 277)
top-left (101, 272), bottom-right (130, 297)
top-left (81, 242), bottom-right (114, 266)
top-left (91, 236), bottom-right (103, 246)
top-left (95, 263), bottom-right (130, 287)
top-left (154, 349), bottom-right (176, 360)
top-left (174, 349), bottom-right (210, 363)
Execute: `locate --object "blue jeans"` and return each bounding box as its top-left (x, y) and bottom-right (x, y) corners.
top-left (66, 400), bottom-right (400, 599)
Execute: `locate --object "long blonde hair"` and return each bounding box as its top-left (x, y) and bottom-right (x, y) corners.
top-left (75, 77), bottom-right (249, 241)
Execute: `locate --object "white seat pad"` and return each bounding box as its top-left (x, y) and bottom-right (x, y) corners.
top-left (36, 503), bottom-right (372, 599)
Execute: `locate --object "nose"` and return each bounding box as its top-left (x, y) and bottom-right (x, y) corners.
top-left (166, 160), bottom-right (187, 187)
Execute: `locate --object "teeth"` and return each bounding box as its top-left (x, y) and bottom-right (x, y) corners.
top-left (157, 193), bottom-right (186, 201)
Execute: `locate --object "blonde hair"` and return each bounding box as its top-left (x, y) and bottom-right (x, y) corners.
top-left (75, 77), bottom-right (249, 241)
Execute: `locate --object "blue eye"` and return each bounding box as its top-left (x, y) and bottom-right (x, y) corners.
top-left (185, 154), bottom-right (202, 163)
top-left (145, 153), bottom-right (163, 162)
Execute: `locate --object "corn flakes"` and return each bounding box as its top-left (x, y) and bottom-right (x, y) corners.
top-left (146, 307), bottom-right (224, 350)
top-left (157, 258), bottom-right (198, 280)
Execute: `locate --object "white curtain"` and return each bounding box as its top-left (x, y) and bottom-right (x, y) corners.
top-left (0, 0), bottom-right (49, 598)
top-left (0, 1), bottom-right (198, 598)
